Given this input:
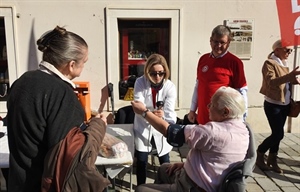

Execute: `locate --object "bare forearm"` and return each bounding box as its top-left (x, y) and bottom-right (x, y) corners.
top-left (144, 111), bottom-right (169, 137)
top-left (131, 100), bottom-right (170, 136)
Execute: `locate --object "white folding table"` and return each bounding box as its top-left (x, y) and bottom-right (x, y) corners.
top-left (96, 124), bottom-right (134, 192)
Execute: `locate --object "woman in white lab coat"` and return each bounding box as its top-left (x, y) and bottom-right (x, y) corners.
top-left (133, 53), bottom-right (177, 186)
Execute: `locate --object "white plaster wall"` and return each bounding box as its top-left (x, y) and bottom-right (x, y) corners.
top-left (0, 0), bottom-right (299, 132)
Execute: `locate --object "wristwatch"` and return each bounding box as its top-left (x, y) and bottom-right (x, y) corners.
top-left (142, 109), bottom-right (150, 118)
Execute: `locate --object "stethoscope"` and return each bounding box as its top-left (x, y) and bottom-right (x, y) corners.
top-left (147, 86), bottom-right (164, 156)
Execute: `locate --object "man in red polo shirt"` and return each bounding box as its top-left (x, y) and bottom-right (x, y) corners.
top-left (188, 25), bottom-right (248, 124)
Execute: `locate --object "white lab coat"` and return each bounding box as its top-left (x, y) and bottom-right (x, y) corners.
top-left (133, 76), bottom-right (177, 156)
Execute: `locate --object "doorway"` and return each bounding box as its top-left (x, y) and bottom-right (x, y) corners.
top-left (118, 19), bottom-right (171, 100)
top-left (106, 8), bottom-right (180, 109)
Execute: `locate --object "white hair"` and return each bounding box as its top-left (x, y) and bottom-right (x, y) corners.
top-left (212, 86), bottom-right (246, 119)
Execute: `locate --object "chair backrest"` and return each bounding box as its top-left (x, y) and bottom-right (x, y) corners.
top-left (114, 105), bottom-right (135, 124)
top-left (182, 114), bottom-right (198, 125)
top-left (218, 122), bottom-right (256, 192)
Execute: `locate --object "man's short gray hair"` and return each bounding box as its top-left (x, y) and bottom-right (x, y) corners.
top-left (211, 25), bottom-right (232, 41)
top-left (212, 86), bottom-right (245, 119)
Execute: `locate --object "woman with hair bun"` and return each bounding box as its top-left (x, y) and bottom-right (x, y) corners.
top-left (6, 26), bottom-right (108, 191)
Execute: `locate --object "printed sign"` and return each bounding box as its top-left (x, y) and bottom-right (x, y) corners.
top-left (225, 19), bottom-right (253, 59)
top-left (276, 0), bottom-right (300, 46)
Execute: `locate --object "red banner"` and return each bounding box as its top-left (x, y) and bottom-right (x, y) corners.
top-left (276, 0), bottom-right (300, 47)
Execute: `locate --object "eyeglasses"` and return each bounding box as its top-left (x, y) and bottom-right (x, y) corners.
top-left (149, 71), bottom-right (166, 77)
top-left (211, 40), bottom-right (229, 46)
top-left (207, 102), bottom-right (218, 109)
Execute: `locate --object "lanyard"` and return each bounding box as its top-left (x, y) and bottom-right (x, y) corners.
top-left (151, 87), bottom-right (159, 108)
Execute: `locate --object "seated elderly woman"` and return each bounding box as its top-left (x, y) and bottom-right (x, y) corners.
top-left (131, 86), bottom-right (249, 192)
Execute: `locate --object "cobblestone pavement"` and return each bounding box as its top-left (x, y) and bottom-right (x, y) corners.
top-left (1, 133), bottom-right (299, 192)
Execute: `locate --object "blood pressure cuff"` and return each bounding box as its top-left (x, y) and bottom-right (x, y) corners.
top-left (166, 124), bottom-right (186, 147)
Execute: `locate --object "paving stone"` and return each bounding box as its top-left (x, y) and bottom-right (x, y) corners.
top-left (246, 176), bottom-right (256, 183)
top-left (281, 157), bottom-right (300, 166)
top-left (280, 186), bottom-right (300, 192)
top-left (294, 183), bottom-right (300, 189)
top-left (246, 183), bottom-right (264, 192)
top-left (283, 134), bottom-right (299, 145)
top-left (253, 177), bottom-right (281, 191)
top-left (282, 147), bottom-right (299, 157)
top-left (284, 172), bottom-right (300, 184)
top-left (290, 145), bottom-right (300, 152)
top-left (290, 165), bottom-right (300, 174)
top-left (271, 174), bottom-right (296, 187)
top-left (253, 167), bottom-right (269, 178)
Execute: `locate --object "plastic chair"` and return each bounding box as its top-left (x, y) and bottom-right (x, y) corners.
top-left (114, 105), bottom-right (135, 124)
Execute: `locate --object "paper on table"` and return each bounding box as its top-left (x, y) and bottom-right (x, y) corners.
top-left (95, 124), bottom-right (134, 179)
top-left (99, 133), bottom-right (128, 158)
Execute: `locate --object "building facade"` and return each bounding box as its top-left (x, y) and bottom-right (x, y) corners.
top-left (0, 0), bottom-right (299, 132)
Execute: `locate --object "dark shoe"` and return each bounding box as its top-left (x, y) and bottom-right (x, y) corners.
top-left (267, 153), bottom-right (283, 173)
top-left (256, 151), bottom-right (270, 171)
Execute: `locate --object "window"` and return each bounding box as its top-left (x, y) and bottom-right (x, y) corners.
top-left (118, 19), bottom-right (170, 100)
top-left (0, 8), bottom-right (18, 112)
top-left (106, 8), bottom-right (180, 109)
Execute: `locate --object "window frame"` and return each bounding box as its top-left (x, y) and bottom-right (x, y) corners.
top-left (0, 7), bottom-right (18, 112)
top-left (106, 7), bottom-right (180, 110)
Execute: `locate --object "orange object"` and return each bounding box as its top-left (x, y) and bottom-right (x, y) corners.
top-left (73, 81), bottom-right (91, 121)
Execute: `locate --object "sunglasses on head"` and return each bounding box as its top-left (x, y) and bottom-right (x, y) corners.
top-left (149, 71), bottom-right (166, 77)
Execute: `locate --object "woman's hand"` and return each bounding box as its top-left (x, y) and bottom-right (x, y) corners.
top-left (291, 66), bottom-right (300, 77)
top-left (131, 100), bottom-right (147, 115)
top-left (289, 66), bottom-right (300, 84)
top-left (166, 162), bottom-right (184, 176)
top-left (95, 113), bottom-right (107, 125)
top-left (153, 109), bottom-right (164, 118)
